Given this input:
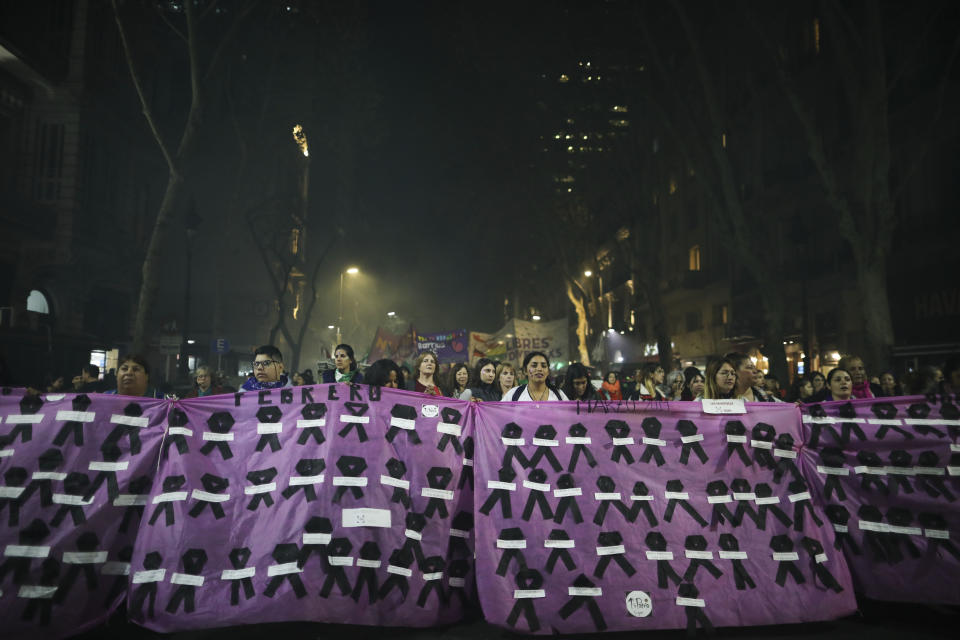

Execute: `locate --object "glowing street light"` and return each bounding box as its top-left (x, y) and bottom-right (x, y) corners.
top-left (387, 311), bottom-right (396, 317)
top-left (532, 315), bottom-right (541, 321)
top-left (337, 267), bottom-right (359, 344)
top-left (583, 269), bottom-right (593, 277)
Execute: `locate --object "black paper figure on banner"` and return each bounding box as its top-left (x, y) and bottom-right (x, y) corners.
top-left (319, 537), bottom-right (353, 598)
top-left (298, 402), bottom-right (327, 446)
top-left (870, 403), bottom-right (913, 440)
top-left (789, 478), bottom-right (822, 532)
top-left (558, 574), bottom-right (607, 632)
top-left (103, 546), bottom-right (133, 606)
top-left (386, 404), bottom-right (421, 445)
top-left (130, 551), bottom-right (163, 619)
top-left (521, 468), bottom-right (553, 521)
top-left (722, 420), bottom-right (752, 468)
top-left (351, 540), bottom-right (381, 604)
top-left (245, 468), bottom-right (278, 511)
top-left (552, 473), bottom-right (583, 525)
top-left (907, 403), bottom-right (945, 438)
top-left (772, 434), bottom-right (802, 484)
top-left (200, 411), bottom-right (235, 460)
top-left (501, 423), bottom-right (530, 469)
top-left (165, 548), bottom-right (207, 614)
top-left (645, 531), bottom-right (682, 589)
top-left (384, 458), bottom-right (411, 508)
top-left (918, 512), bottom-right (960, 561)
top-left (825, 504), bottom-right (860, 554)
top-left (730, 478), bottom-right (758, 527)
top-left (749, 483), bottom-right (792, 530)
top-left (855, 450), bottom-right (890, 495)
top-left (281, 459), bottom-right (324, 502)
top-left (770, 535), bottom-right (805, 586)
top-left (545, 529), bottom-right (576, 573)
top-left (149, 475), bottom-right (187, 526)
top-left (338, 401), bottom-right (371, 442)
top-left (593, 531), bottom-right (635, 579)
top-left (423, 466), bottom-right (454, 519)
top-left (751, 423), bottom-right (777, 470)
top-left (449, 511), bottom-right (473, 557)
top-left (188, 473), bottom-right (230, 519)
top-left (226, 547), bottom-right (255, 605)
top-left (163, 408), bottom-right (190, 457)
top-left (6, 393), bottom-right (43, 445)
top-left (20, 556), bottom-right (59, 626)
top-left (566, 423), bottom-right (597, 472)
top-left (678, 583), bottom-right (713, 636)
top-left (635, 417), bottom-right (666, 467)
top-left (858, 504), bottom-right (895, 562)
top-left (495, 527), bottom-right (528, 576)
top-left (628, 481), bottom-right (658, 526)
top-left (718, 533), bottom-right (755, 590)
top-left (507, 569), bottom-right (542, 632)
top-left (50, 471), bottom-right (91, 527)
top-left (0, 466), bottom-right (27, 526)
top-left (683, 534), bottom-right (722, 582)
top-left (886, 507), bottom-right (921, 561)
top-left (402, 512), bottom-right (428, 569)
top-left (447, 558), bottom-right (470, 607)
top-left (819, 447), bottom-right (849, 501)
top-left (53, 394), bottom-right (92, 448)
top-left (263, 543), bottom-right (307, 598)
top-left (83, 442), bottom-right (124, 502)
top-left (479, 466), bottom-right (516, 519)
top-left (119, 475), bottom-right (152, 533)
top-left (605, 420), bottom-right (635, 465)
top-left (706, 480), bottom-right (736, 527)
top-left (941, 401), bottom-right (960, 439)
top-left (914, 451), bottom-right (955, 501)
top-left (458, 436), bottom-right (474, 491)
top-left (255, 406), bottom-right (284, 452)
top-left (663, 479), bottom-right (707, 527)
top-left (836, 402), bottom-right (867, 443)
top-left (437, 407), bottom-right (464, 455)
top-left (299, 516), bottom-right (333, 569)
top-left (102, 400), bottom-right (144, 455)
top-left (677, 420), bottom-right (708, 465)
top-left (378, 547), bottom-right (414, 602)
top-left (886, 450), bottom-right (915, 495)
top-left (19, 448), bottom-right (64, 508)
top-left (416, 555), bottom-right (447, 607)
top-left (332, 455), bottom-right (367, 504)
top-left (593, 476), bottom-right (635, 526)
top-left (527, 424), bottom-right (562, 472)
top-left (799, 537), bottom-right (843, 592)
top-left (0, 518), bottom-right (49, 585)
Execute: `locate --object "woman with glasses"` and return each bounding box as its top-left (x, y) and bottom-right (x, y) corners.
top-left (185, 365), bottom-right (226, 397)
top-left (627, 362), bottom-right (666, 400)
top-left (321, 344), bottom-right (364, 384)
top-left (240, 345), bottom-right (292, 391)
top-left (701, 357), bottom-right (738, 400)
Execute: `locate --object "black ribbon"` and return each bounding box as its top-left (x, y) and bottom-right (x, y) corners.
top-left (52, 532), bottom-right (99, 604)
top-left (771, 535), bottom-right (805, 586)
top-left (255, 405), bottom-right (283, 452)
top-left (227, 547), bottom-right (255, 605)
top-left (6, 394), bottom-right (43, 445)
top-left (148, 475), bottom-right (186, 527)
top-left (0, 466), bottom-right (27, 527)
top-left (458, 437), bottom-right (474, 491)
top-left (447, 558), bottom-right (470, 608)
top-left (401, 512), bottom-right (428, 569)
top-left (18, 448), bottom-right (64, 508)
top-left (188, 473), bottom-right (230, 519)
top-left (165, 548), bottom-right (207, 614)
top-left (858, 504), bottom-right (898, 562)
top-left (678, 583), bottom-right (713, 635)
top-left (199, 411), bottom-right (235, 460)
top-left (50, 471), bottom-right (91, 528)
top-left (749, 483), bottom-right (792, 530)
top-left (130, 551), bottom-right (163, 619)
top-left (751, 423), bottom-right (776, 470)
top-left (297, 402), bottom-right (327, 446)
top-left (0, 519), bottom-right (49, 585)
top-left (20, 557), bottom-right (59, 626)
top-left (566, 423), bottom-right (597, 472)
top-left (836, 402), bottom-right (867, 443)
top-left (545, 529), bottom-right (576, 573)
top-left (553, 473), bottom-right (583, 525)
top-left (416, 556), bottom-right (447, 607)
top-left (731, 478), bottom-right (759, 527)
top-left (103, 546), bottom-right (133, 606)
top-left (706, 480), bottom-right (736, 528)
top-left (593, 476), bottom-right (635, 526)
top-left (298, 516), bottom-right (333, 569)
top-left (245, 468), bottom-right (278, 511)
top-left (663, 479), bottom-right (707, 527)
top-left (101, 400), bottom-right (144, 455)
top-left (384, 458), bottom-right (411, 508)
top-left (919, 512), bottom-right (960, 561)
top-left (337, 402), bottom-right (370, 442)
top-left (479, 466), bottom-right (515, 519)
top-left (772, 433), bottom-right (802, 484)
top-left (53, 394), bottom-right (93, 448)
top-left (281, 459), bottom-right (325, 503)
top-left (628, 481), bottom-right (658, 526)
top-left (386, 404), bottom-right (421, 445)
top-left (521, 468), bottom-right (553, 521)
top-left (683, 534), bottom-right (722, 581)
top-left (887, 450), bottom-right (915, 495)
top-left (638, 417), bottom-right (666, 467)
top-left (605, 420), bottom-right (635, 465)
top-left (819, 447), bottom-right (848, 501)
top-left (495, 527), bottom-right (528, 576)
top-left (119, 475), bottom-right (152, 533)
top-left (501, 422), bottom-right (530, 469)
top-left (856, 451), bottom-right (890, 495)
top-left (871, 403), bottom-right (913, 440)
top-left (800, 537), bottom-right (843, 593)
top-left (907, 403), bottom-right (945, 438)
top-left (593, 531), bottom-right (635, 578)
top-left (677, 420), bottom-right (708, 465)
top-left (436, 407), bottom-right (463, 455)
top-left (722, 420), bottom-right (752, 467)
top-left (163, 408), bottom-right (190, 457)
top-left (789, 478), bottom-right (823, 532)
top-left (826, 504), bottom-right (860, 555)
top-left (377, 547), bottom-right (413, 602)
top-left (506, 568), bottom-right (542, 632)
top-left (351, 541), bottom-right (381, 604)
top-left (424, 467), bottom-right (453, 519)
top-left (449, 511), bottom-right (473, 558)
top-left (263, 543), bottom-right (307, 598)
top-left (527, 424), bottom-right (562, 471)
top-left (558, 574), bottom-right (606, 631)
top-left (645, 531), bottom-right (682, 589)
top-left (914, 451), bottom-right (955, 501)
top-left (332, 456), bottom-right (367, 503)
top-left (319, 537), bottom-right (353, 598)
top-left (83, 443), bottom-right (123, 502)
top-left (718, 533), bottom-right (755, 590)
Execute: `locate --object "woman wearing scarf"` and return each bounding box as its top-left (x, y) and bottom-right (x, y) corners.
top-left (240, 345), bottom-right (293, 391)
top-left (321, 344), bottom-right (364, 384)
top-left (837, 355), bottom-right (881, 399)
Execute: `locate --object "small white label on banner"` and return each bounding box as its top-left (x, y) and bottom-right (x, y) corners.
top-left (31, 472), bottom-right (66, 481)
top-left (89, 461), bottom-right (129, 472)
top-left (924, 529), bottom-right (950, 540)
top-left (387, 565), bottom-right (412, 577)
top-left (544, 539), bottom-right (575, 549)
top-left (462, 458), bottom-right (474, 466)
top-left (702, 399), bottom-right (746, 414)
top-left (297, 419), bottom-right (326, 429)
top-left (405, 529), bottom-right (423, 541)
top-left (514, 589), bottom-right (546, 599)
top-left (332, 476), bottom-right (368, 487)
top-left (816, 466), bottom-right (849, 476)
top-left (631, 494), bottom-right (654, 502)
top-left (133, 569), bottom-right (166, 583)
top-left (289, 474), bottom-right (324, 486)
top-left (596, 545), bottom-right (626, 556)
top-left (379, 476), bottom-right (409, 490)
top-left (788, 492), bottom-right (812, 503)
top-left (303, 533), bottom-right (332, 545)
top-left (888, 525), bottom-right (922, 536)
top-left (113, 494), bottom-right (149, 507)
top-left (906, 418), bottom-right (960, 426)
top-left (422, 571), bottom-right (443, 581)
top-left (421, 488), bottom-right (454, 500)
top-left (554, 487), bottom-right (582, 498)
top-left (858, 521), bottom-right (886, 532)
top-left (390, 417), bottom-right (416, 430)
top-left (884, 466), bottom-right (916, 476)
top-left (327, 556), bottom-right (354, 567)
top-left (339, 415), bottom-right (369, 424)
top-left (772, 552), bottom-right (799, 562)
top-left (718, 550), bottom-right (748, 560)
top-left (569, 587), bottom-right (602, 597)
top-left (641, 437), bottom-right (667, 447)
top-left (815, 553), bottom-right (828, 564)
top-left (52, 494), bottom-right (94, 506)
top-left (191, 490), bottom-right (230, 503)
top-left (868, 419), bottom-right (903, 426)
top-left (626, 591), bottom-right (653, 617)
top-left (594, 492), bottom-right (622, 501)
top-left (449, 577), bottom-right (466, 587)
top-left (773, 449), bottom-right (796, 459)
top-left (566, 436), bottom-right (592, 445)
top-left (18, 585), bottom-right (57, 599)
top-left (726, 435), bottom-right (747, 443)
top-left (4, 545), bottom-right (50, 558)
top-left (685, 550), bottom-right (713, 560)
top-left (167, 427), bottom-right (193, 436)
top-left (833, 524), bottom-right (848, 533)
top-left (664, 491), bottom-right (689, 500)
top-left (612, 437), bottom-right (634, 446)
top-left (707, 495), bottom-right (732, 504)
top-left (437, 423), bottom-right (462, 436)
top-left (257, 423), bottom-right (282, 434)
top-left (342, 508), bottom-right (391, 528)
top-left (221, 567), bottom-right (256, 580)
top-left (948, 466), bottom-right (960, 476)
top-left (645, 551), bottom-right (673, 561)
top-left (356, 559), bottom-right (381, 569)
top-left (45, 394), bottom-right (65, 401)
top-left (853, 466), bottom-right (887, 475)
top-left (914, 467), bottom-right (945, 476)
top-left (267, 563), bottom-right (301, 577)
top-left (63, 551), bottom-right (108, 564)
top-left (501, 437), bottom-right (525, 446)
top-left (421, 405), bottom-right (439, 418)
top-left (202, 432), bottom-right (234, 441)
top-left (56, 411), bottom-right (95, 422)
top-left (171, 573), bottom-right (205, 587)
top-left (487, 481), bottom-right (516, 491)
top-left (449, 529), bottom-right (470, 539)
top-left (244, 483), bottom-right (275, 495)
top-left (0, 487), bottom-right (24, 499)
top-left (101, 562), bottom-right (130, 576)
top-left (110, 415), bottom-right (148, 428)
top-left (497, 539), bottom-right (527, 549)
top-left (5, 414), bottom-right (43, 424)
top-left (750, 440), bottom-right (773, 449)
top-left (733, 492), bottom-right (756, 501)
top-left (951, 444), bottom-right (960, 452)
top-left (755, 496), bottom-right (780, 505)
top-left (803, 415), bottom-right (839, 424)
top-left (523, 480), bottom-right (550, 492)
top-left (681, 434), bottom-right (705, 444)
top-left (0, 448), bottom-right (12, 458)
top-left (676, 597), bottom-right (705, 607)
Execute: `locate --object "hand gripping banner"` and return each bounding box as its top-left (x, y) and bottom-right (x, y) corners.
top-left (472, 400), bottom-right (856, 634)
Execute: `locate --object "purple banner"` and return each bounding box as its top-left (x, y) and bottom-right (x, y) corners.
top-left (473, 401), bottom-right (856, 634)
top-left (0, 390), bottom-right (166, 639)
top-left (801, 395), bottom-right (960, 604)
top-left (415, 330), bottom-right (469, 362)
top-left (128, 385), bottom-right (474, 632)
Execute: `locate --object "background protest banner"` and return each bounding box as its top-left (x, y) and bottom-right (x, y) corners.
top-left (469, 319), bottom-right (569, 367)
top-left (472, 400), bottom-right (856, 634)
top-left (800, 395), bottom-right (960, 604)
top-left (469, 331), bottom-right (505, 364)
top-left (415, 330), bottom-right (468, 362)
top-left (366, 324), bottom-right (416, 364)
top-left (0, 390), bottom-right (167, 639)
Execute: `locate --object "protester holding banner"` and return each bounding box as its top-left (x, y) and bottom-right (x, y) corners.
top-left (184, 365), bottom-right (227, 398)
top-left (504, 351), bottom-right (568, 401)
top-left (365, 358), bottom-right (405, 388)
top-left (821, 367), bottom-right (853, 401)
top-left (321, 343), bottom-right (364, 384)
top-left (836, 355), bottom-right (881, 398)
top-left (408, 350), bottom-right (444, 396)
top-left (495, 362), bottom-right (517, 398)
top-left (461, 357), bottom-right (501, 402)
top-left (726, 351), bottom-right (777, 402)
top-left (561, 362), bottom-right (601, 401)
top-left (447, 362), bottom-right (471, 399)
top-left (680, 366), bottom-right (705, 400)
top-left (239, 345), bottom-right (292, 391)
top-left (104, 354), bottom-right (163, 398)
top-left (786, 376), bottom-right (814, 403)
top-left (700, 357), bottom-right (737, 399)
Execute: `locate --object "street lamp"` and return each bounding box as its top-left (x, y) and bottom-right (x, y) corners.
top-left (337, 267), bottom-right (359, 344)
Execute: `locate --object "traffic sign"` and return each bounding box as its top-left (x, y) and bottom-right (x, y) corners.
top-left (211, 338), bottom-right (231, 354)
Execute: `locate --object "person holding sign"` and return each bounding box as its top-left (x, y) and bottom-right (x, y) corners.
top-left (321, 344), bottom-right (364, 384)
top-left (504, 351), bottom-right (568, 401)
top-left (407, 350), bottom-right (444, 396)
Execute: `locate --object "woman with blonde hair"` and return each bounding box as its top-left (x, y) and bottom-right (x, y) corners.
top-left (701, 357), bottom-right (738, 400)
top-left (495, 362), bottom-right (517, 399)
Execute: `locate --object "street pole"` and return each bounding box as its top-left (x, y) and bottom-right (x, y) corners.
top-left (337, 270), bottom-right (343, 345)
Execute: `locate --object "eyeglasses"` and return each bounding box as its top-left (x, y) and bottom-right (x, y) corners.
top-left (252, 360), bottom-right (279, 369)
top-left (717, 370), bottom-right (737, 378)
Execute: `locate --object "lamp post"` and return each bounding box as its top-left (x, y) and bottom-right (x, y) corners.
top-left (336, 267), bottom-right (359, 345)
top-left (178, 201), bottom-right (202, 377)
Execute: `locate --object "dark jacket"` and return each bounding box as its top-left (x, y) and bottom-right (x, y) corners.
top-left (321, 369), bottom-right (364, 384)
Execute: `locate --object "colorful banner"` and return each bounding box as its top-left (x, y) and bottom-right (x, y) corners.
top-left (366, 325), bottom-right (416, 364)
top-left (469, 318), bottom-right (569, 367)
top-left (469, 331), bottom-right (505, 364)
top-left (415, 330), bottom-right (468, 362)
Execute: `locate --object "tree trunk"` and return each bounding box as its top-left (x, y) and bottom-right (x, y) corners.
top-left (637, 277), bottom-right (673, 370)
top-left (855, 256), bottom-right (895, 372)
top-left (566, 282), bottom-right (591, 365)
top-left (760, 289), bottom-right (790, 387)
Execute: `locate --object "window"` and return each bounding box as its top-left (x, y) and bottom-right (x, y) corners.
top-left (685, 311), bottom-right (702, 332)
top-left (290, 228), bottom-right (300, 255)
top-left (33, 122), bottom-right (65, 201)
top-left (27, 290), bottom-right (50, 314)
top-left (712, 304), bottom-right (728, 326)
top-left (688, 245), bottom-right (701, 271)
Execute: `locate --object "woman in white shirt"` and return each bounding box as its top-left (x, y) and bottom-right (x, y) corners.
top-left (504, 351), bottom-right (569, 401)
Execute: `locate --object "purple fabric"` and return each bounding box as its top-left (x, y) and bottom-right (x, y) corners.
top-left (415, 330), bottom-right (469, 362)
top-left (801, 395), bottom-right (960, 604)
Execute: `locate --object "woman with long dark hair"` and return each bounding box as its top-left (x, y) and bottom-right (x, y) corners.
top-left (365, 359), bottom-right (404, 389)
top-left (503, 351), bottom-right (568, 401)
top-left (321, 344), bottom-right (364, 384)
top-left (680, 366), bottom-right (705, 401)
top-left (562, 363), bottom-right (600, 401)
top-left (447, 362), bottom-right (471, 399)
top-left (461, 358), bottom-right (501, 402)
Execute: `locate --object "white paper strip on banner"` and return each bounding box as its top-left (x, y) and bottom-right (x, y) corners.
top-left (379, 475), bottom-right (409, 489)
top-left (339, 415), bottom-right (369, 424)
top-left (462, 458), bottom-right (474, 466)
top-left (755, 496), bottom-right (780, 505)
top-left (89, 461), bottom-right (129, 472)
top-left (4, 545), bottom-right (50, 558)
top-left (342, 508), bottom-right (391, 528)
top-left (267, 563), bottom-right (301, 577)
top-left (707, 495), bottom-right (732, 504)
top-left (0, 487), bottom-right (24, 499)
top-left (501, 437), bottom-right (525, 446)
top-left (405, 529), bottom-right (422, 541)
top-left (101, 562), bottom-right (130, 576)
top-left (612, 437), bottom-right (634, 446)
top-left (167, 427), bottom-right (192, 437)
top-left (685, 550), bottom-right (714, 560)
top-left (113, 494), bottom-right (149, 507)
top-left (596, 545), bottom-right (626, 556)
top-left (906, 418), bottom-right (960, 426)
top-left (421, 488), bottom-right (454, 500)
top-left (297, 419), bottom-right (326, 429)
top-left (202, 432), bottom-right (234, 441)
top-left (645, 551), bottom-right (673, 561)
top-left (497, 539), bottom-right (527, 549)
top-left (772, 552), bottom-right (800, 561)
top-left (514, 589), bottom-right (546, 599)
top-left (221, 567), bottom-right (256, 580)
top-left (18, 585), bottom-right (57, 599)
top-left (110, 415), bottom-right (148, 428)
top-left (62, 551), bottom-right (108, 564)
top-left (733, 492), bottom-right (756, 501)
top-left (191, 490), bottom-right (230, 503)
top-left (171, 573), bottom-right (205, 586)
top-left (52, 494), bottom-right (94, 506)
top-left (303, 533), bottom-right (331, 545)
top-left (554, 487), bottom-right (582, 498)
top-left (544, 539), bottom-right (575, 549)
top-left (332, 476), bottom-right (368, 487)
top-left (327, 556), bottom-right (354, 567)
top-left (387, 565), bottom-right (412, 577)
top-left (289, 474), bottom-right (324, 486)
top-left (642, 437), bottom-right (667, 447)
top-left (449, 577), bottom-right (466, 587)
top-left (257, 423), bottom-right (282, 434)
top-left (449, 529), bottom-right (469, 539)
top-left (676, 597), bottom-right (706, 607)
top-left (750, 440), bottom-right (773, 450)
top-left (816, 466), bottom-right (849, 476)
top-left (631, 494), bottom-right (654, 502)
top-left (681, 434), bottom-right (704, 444)
top-left (566, 436), bottom-right (592, 445)
top-left (532, 438), bottom-right (559, 447)
top-left (244, 483), bottom-right (275, 495)
top-left (773, 449), bottom-right (796, 458)
top-left (0, 448), bottom-right (13, 458)
top-left (569, 587), bottom-right (602, 596)
top-left (56, 411), bottom-right (96, 422)
top-left (594, 492), bottom-right (622, 500)
top-left (31, 472), bottom-right (66, 481)
top-left (5, 414), bottom-right (43, 424)
top-left (487, 481), bottom-right (516, 491)
top-left (701, 399), bottom-right (746, 414)
top-left (390, 417), bottom-right (416, 430)
top-left (788, 492), bottom-right (811, 503)
top-left (437, 423), bottom-right (462, 436)
top-left (133, 569), bottom-right (166, 583)
top-left (422, 572), bottom-right (443, 581)
top-left (718, 550), bottom-right (748, 560)
top-left (664, 491), bottom-right (690, 500)
top-left (726, 435), bottom-right (747, 443)
top-left (356, 559), bottom-right (381, 569)
top-left (523, 481), bottom-right (550, 492)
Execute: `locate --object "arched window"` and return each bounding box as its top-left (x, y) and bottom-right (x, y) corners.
top-left (26, 290), bottom-right (50, 314)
